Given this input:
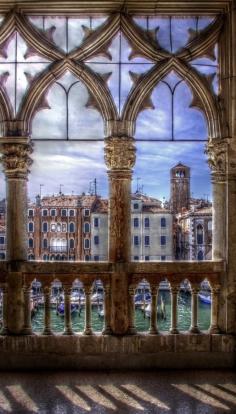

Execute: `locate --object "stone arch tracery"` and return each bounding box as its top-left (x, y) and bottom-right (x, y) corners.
top-left (0, 10), bottom-right (225, 140)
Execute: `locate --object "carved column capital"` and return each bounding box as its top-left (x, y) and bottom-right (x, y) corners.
top-left (0, 137), bottom-right (33, 179)
top-left (205, 138), bottom-right (228, 183)
top-left (104, 136), bottom-right (136, 171)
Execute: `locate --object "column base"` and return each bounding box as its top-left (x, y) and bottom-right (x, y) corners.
top-left (0, 327), bottom-right (9, 336)
top-left (208, 325), bottom-right (220, 334)
top-left (21, 327), bottom-right (35, 335)
top-left (63, 329), bottom-right (74, 336)
top-left (102, 326), bottom-right (113, 335)
top-left (83, 328), bottom-right (93, 335)
top-left (170, 328), bottom-right (179, 334)
top-left (127, 326), bottom-right (137, 335)
top-left (42, 328), bottom-right (53, 336)
top-left (189, 326), bottom-right (201, 334)
top-left (149, 328), bottom-right (159, 335)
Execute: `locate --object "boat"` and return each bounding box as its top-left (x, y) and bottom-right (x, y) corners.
top-left (57, 303), bottom-right (77, 316)
top-left (199, 293), bottom-right (211, 304)
top-left (134, 293), bottom-right (151, 305)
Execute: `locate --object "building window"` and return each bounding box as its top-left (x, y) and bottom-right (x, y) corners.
top-left (43, 238), bottom-right (47, 249)
top-left (43, 254), bottom-right (48, 261)
top-left (145, 256), bottom-right (150, 261)
top-left (84, 222), bottom-right (90, 233)
top-left (57, 223), bottom-right (61, 232)
top-left (144, 217), bottom-right (150, 228)
top-left (94, 255), bottom-right (99, 261)
top-left (134, 217), bottom-right (139, 227)
top-left (134, 236), bottom-right (139, 246)
top-left (208, 220), bottom-right (212, 231)
top-left (51, 223), bottom-right (56, 232)
top-left (28, 254), bottom-right (35, 261)
top-left (94, 217), bottom-right (99, 228)
top-left (84, 209), bottom-right (90, 217)
top-left (42, 222), bottom-right (48, 232)
top-left (85, 255), bottom-right (90, 261)
top-left (84, 238), bottom-right (90, 249)
top-left (133, 203), bottom-right (139, 210)
top-left (42, 209), bottom-right (48, 217)
top-left (197, 224), bottom-right (203, 245)
top-left (144, 236), bottom-right (150, 246)
top-left (197, 251), bottom-right (204, 261)
top-left (161, 217), bottom-right (166, 228)
top-left (28, 222), bottom-right (34, 232)
top-left (94, 235), bottom-right (99, 245)
top-left (161, 236), bottom-right (166, 246)
top-left (69, 209), bottom-right (75, 217)
top-left (51, 209), bottom-right (56, 217)
top-left (28, 238), bottom-right (34, 248)
top-left (0, 252), bottom-right (5, 259)
top-left (0, 236), bottom-right (4, 245)
top-left (61, 209), bottom-right (67, 217)
top-left (28, 209), bottom-right (34, 217)
top-left (161, 255), bottom-right (166, 261)
top-left (61, 223), bottom-right (66, 232)
top-left (69, 238), bottom-right (74, 249)
top-left (69, 222), bottom-right (75, 233)
top-left (134, 255), bottom-right (139, 261)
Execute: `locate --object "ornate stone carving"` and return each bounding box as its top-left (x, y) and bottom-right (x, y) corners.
top-left (104, 136), bottom-right (136, 170)
top-left (205, 138), bottom-right (228, 180)
top-left (0, 141), bottom-right (33, 179)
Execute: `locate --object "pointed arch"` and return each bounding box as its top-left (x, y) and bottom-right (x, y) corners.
top-left (18, 60), bottom-right (118, 135)
top-left (122, 58), bottom-right (222, 139)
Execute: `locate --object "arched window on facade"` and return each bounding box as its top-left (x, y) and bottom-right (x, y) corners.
top-left (69, 222), bottom-right (75, 233)
top-left (28, 222), bottom-right (34, 232)
top-left (197, 224), bottom-right (204, 245)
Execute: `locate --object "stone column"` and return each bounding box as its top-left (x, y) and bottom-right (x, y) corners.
top-left (104, 136), bottom-right (136, 334)
top-left (149, 285), bottom-right (158, 334)
top-left (209, 284), bottom-right (220, 334)
top-left (206, 138), bottom-right (228, 332)
top-left (21, 283), bottom-right (33, 335)
top-left (205, 138), bottom-right (227, 260)
top-left (83, 284), bottom-right (93, 335)
top-left (0, 285), bottom-right (8, 335)
top-left (0, 137), bottom-right (33, 334)
top-left (102, 282), bottom-right (112, 335)
top-left (127, 285), bottom-right (137, 334)
top-left (42, 285), bottom-right (53, 335)
top-left (170, 283), bottom-right (179, 334)
top-left (63, 285), bottom-right (74, 335)
top-left (189, 284), bottom-right (200, 334)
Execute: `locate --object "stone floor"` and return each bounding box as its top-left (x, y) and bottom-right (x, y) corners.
top-left (0, 370), bottom-right (235, 413)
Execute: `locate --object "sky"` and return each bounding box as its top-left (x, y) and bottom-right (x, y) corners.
top-left (0, 14), bottom-right (215, 201)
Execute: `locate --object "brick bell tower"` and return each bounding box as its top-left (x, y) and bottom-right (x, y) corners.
top-left (170, 162), bottom-right (190, 213)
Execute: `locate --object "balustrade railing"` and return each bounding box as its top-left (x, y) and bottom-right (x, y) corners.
top-left (0, 261), bottom-right (223, 337)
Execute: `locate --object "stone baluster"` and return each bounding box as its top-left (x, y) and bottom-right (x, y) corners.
top-left (209, 284), bottom-right (221, 334)
top-left (0, 137), bottom-right (33, 334)
top-left (42, 285), bottom-right (53, 335)
top-left (63, 285), bottom-right (74, 335)
top-left (149, 285), bottom-right (158, 335)
top-left (21, 283), bottom-right (33, 335)
top-left (170, 283), bottom-right (179, 334)
top-left (189, 284), bottom-right (200, 334)
top-left (127, 285), bottom-right (137, 335)
top-left (83, 284), bottom-right (93, 335)
top-left (0, 285), bottom-right (8, 335)
top-left (102, 282), bottom-right (112, 335)
top-left (105, 136), bottom-right (136, 334)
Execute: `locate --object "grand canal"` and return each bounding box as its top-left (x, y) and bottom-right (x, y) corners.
top-left (31, 291), bottom-right (211, 333)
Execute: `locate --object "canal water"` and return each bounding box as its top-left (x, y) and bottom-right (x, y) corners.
top-left (31, 291), bottom-right (211, 333)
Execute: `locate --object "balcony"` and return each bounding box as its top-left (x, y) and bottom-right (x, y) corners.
top-left (49, 246), bottom-right (68, 253)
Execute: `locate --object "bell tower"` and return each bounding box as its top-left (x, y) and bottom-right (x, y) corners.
top-left (170, 162), bottom-right (190, 213)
